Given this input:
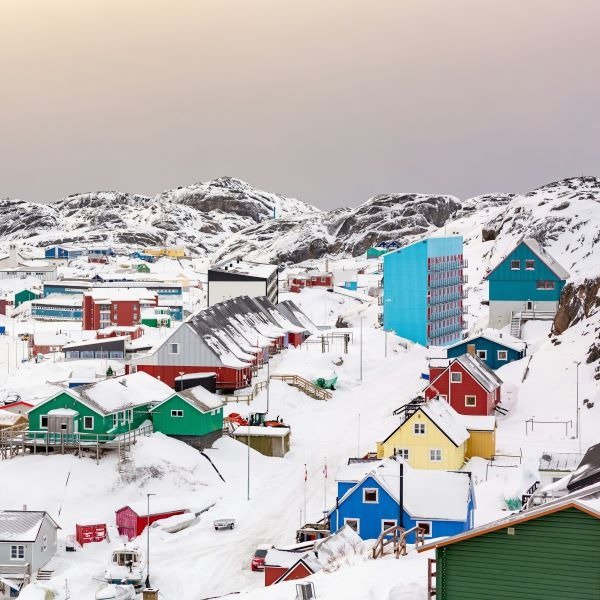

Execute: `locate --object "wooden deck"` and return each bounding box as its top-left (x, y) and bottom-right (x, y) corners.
top-left (372, 525), bottom-right (426, 559)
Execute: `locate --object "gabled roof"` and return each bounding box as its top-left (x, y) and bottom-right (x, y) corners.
top-left (381, 398), bottom-right (469, 448)
top-left (568, 442), bottom-right (600, 492)
top-left (273, 554), bottom-right (321, 584)
top-left (150, 385), bottom-right (223, 414)
top-left (486, 238), bottom-right (570, 281)
top-left (418, 499), bottom-right (600, 552)
top-left (333, 459), bottom-right (472, 521)
top-left (0, 511), bottom-right (60, 542)
top-left (428, 354), bottom-right (502, 394)
top-left (445, 328), bottom-right (526, 354)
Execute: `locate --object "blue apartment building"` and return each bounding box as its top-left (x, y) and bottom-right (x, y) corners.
top-left (383, 236), bottom-right (467, 346)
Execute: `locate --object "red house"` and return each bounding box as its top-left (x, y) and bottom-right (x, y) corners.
top-left (264, 550), bottom-right (320, 586)
top-left (423, 354), bottom-right (502, 416)
top-left (83, 288), bottom-right (158, 331)
top-left (97, 325), bottom-right (145, 341)
top-left (0, 401), bottom-right (34, 415)
top-left (115, 501), bottom-right (188, 540)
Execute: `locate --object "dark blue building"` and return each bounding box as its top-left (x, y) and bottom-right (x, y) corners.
top-left (329, 459), bottom-right (474, 543)
top-left (44, 246), bottom-right (85, 260)
top-left (446, 329), bottom-right (526, 370)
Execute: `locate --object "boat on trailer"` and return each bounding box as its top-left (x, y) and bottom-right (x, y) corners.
top-left (103, 545), bottom-right (146, 589)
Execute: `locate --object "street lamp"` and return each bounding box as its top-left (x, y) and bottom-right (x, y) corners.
top-left (574, 361), bottom-right (581, 453)
top-left (146, 492), bottom-right (156, 589)
top-left (359, 316), bottom-right (364, 382)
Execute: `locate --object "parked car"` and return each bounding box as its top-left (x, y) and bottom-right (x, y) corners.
top-left (251, 544), bottom-right (273, 571)
top-left (213, 518), bottom-right (235, 530)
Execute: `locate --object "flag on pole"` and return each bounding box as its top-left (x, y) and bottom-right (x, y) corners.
top-left (304, 464), bottom-right (308, 482)
top-left (323, 461), bottom-right (328, 479)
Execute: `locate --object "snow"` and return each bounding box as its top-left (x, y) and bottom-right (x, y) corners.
top-left (461, 415), bottom-right (496, 431)
top-left (419, 398), bottom-right (470, 446)
top-left (0, 411), bottom-right (25, 427)
top-left (234, 426), bottom-right (290, 437)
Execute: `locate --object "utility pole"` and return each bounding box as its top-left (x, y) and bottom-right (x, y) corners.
top-left (146, 493), bottom-right (155, 589)
top-left (359, 316), bottom-right (364, 382)
top-left (266, 360), bottom-right (270, 413)
top-left (398, 460), bottom-right (404, 529)
top-left (384, 329), bottom-right (388, 358)
top-left (247, 424), bottom-right (251, 501)
top-left (574, 361), bottom-right (581, 452)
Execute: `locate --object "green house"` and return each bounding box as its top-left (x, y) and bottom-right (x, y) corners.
top-left (421, 499), bottom-right (600, 599)
top-left (136, 263), bottom-right (151, 273)
top-left (28, 371), bottom-right (174, 441)
top-left (14, 289), bottom-right (40, 308)
top-left (367, 247), bottom-right (387, 259)
top-left (150, 386), bottom-right (224, 449)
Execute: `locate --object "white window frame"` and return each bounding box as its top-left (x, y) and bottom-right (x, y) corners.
top-left (169, 343), bottom-right (179, 355)
top-left (171, 409), bottom-right (184, 418)
top-left (362, 488), bottom-right (379, 504)
top-left (395, 448), bottom-right (409, 460)
top-left (83, 416), bottom-right (94, 430)
top-left (344, 518), bottom-right (360, 534)
top-left (120, 411), bottom-right (126, 425)
top-left (112, 413), bottom-right (118, 428)
top-left (510, 260), bottom-right (520, 270)
top-left (476, 349), bottom-right (487, 360)
top-left (525, 259), bottom-right (535, 270)
top-left (416, 521), bottom-right (433, 538)
top-left (465, 395), bottom-right (477, 407)
top-left (381, 519), bottom-right (397, 534)
top-left (127, 409), bottom-right (133, 423)
top-left (40, 415), bottom-right (48, 429)
top-left (438, 394), bottom-right (448, 403)
top-left (429, 448), bottom-right (442, 462)
top-left (450, 371), bottom-right (462, 383)
top-left (497, 350), bottom-right (508, 361)
top-left (413, 422), bottom-right (426, 435)
top-left (42, 535), bottom-right (48, 552)
top-left (10, 545), bottom-right (25, 560)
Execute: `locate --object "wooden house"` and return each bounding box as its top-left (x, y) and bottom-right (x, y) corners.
top-left (329, 459), bottom-right (474, 543)
top-left (232, 426), bottom-right (291, 458)
top-left (421, 498), bottom-right (600, 599)
top-left (30, 332), bottom-right (69, 356)
top-left (14, 289), bottom-right (40, 308)
top-left (462, 416), bottom-right (496, 460)
top-left (538, 451), bottom-right (584, 488)
top-left (0, 411), bottom-right (28, 432)
top-left (149, 386), bottom-right (224, 450)
top-left (485, 238), bottom-right (569, 329)
top-left (0, 511), bottom-right (59, 598)
top-left (115, 500), bottom-right (188, 540)
top-left (376, 398), bottom-right (470, 470)
top-left (446, 329), bottom-right (526, 371)
top-left (0, 401), bottom-right (33, 416)
top-left (27, 372), bottom-right (173, 440)
top-left (424, 354), bottom-right (503, 416)
top-left (264, 550), bottom-right (320, 586)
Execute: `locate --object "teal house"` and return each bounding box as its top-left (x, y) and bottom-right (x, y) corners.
top-left (150, 386), bottom-right (224, 449)
top-left (14, 289), bottom-right (40, 308)
top-left (383, 236), bottom-right (466, 346)
top-left (485, 239), bottom-right (569, 328)
top-left (446, 329), bottom-right (526, 370)
top-left (28, 372), bottom-right (173, 441)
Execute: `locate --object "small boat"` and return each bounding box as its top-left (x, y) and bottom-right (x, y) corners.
top-left (156, 512), bottom-right (197, 533)
top-left (95, 583), bottom-right (136, 600)
top-left (103, 545), bottom-right (146, 589)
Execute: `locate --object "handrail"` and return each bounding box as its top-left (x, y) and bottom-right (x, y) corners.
top-left (372, 525), bottom-right (426, 559)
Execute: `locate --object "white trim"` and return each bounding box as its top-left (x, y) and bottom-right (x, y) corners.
top-left (450, 372), bottom-right (462, 383)
top-left (169, 343), bottom-right (179, 354)
top-left (429, 448), bottom-right (442, 462)
top-left (510, 260), bottom-right (520, 270)
top-left (171, 409), bottom-right (184, 418)
top-left (465, 395), bottom-right (477, 407)
top-left (525, 259), bottom-right (535, 270)
top-left (395, 448), bottom-right (409, 460)
top-left (343, 518), bottom-right (360, 534)
top-left (9, 545), bottom-right (25, 560)
top-left (381, 519), bottom-right (397, 534)
top-left (83, 415), bottom-right (94, 430)
top-left (476, 349), bottom-right (487, 360)
top-left (413, 422), bottom-right (426, 435)
top-left (363, 488), bottom-right (379, 504)
top-left (497, 350), bottom-right (508, 361)
top-left (416, 520), bottom-right (433, 538)
top-left (40, 414), bottom-right (48, 429)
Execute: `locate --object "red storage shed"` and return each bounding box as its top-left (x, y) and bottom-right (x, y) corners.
top-left (115, 501), bottom-right (188, 540)
top-left (76, 523), bottom-right (108, 545)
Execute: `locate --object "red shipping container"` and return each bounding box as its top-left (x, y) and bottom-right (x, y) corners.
top-left (76, 523), bottom-right (108, 545)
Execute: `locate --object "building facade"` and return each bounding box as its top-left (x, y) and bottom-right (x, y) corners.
top-left (208, 260), bottom-right (278, 306)
top-left (82, 288), bottom-right (158, 330)
top-left (383, 237), bottom-right (467, 347)
top-left (485, 238), bottom-right (569, 328)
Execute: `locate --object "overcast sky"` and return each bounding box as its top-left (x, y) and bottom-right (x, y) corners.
top-left (0, 0), bottom-right (598, 209)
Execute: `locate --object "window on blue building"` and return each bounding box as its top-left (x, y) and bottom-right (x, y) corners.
top-left (510, 260), bottom-right (520, 270)
top-left (497, 350), bottom-right (508, 361)
top-left (344, 518), bottom-right (360, 533)
top-left (525, 259), bottom-right (535, 270)
top-left (536, 280), bottom-right (556, 290)
top-left (363, 488), bottom-right (379, 503)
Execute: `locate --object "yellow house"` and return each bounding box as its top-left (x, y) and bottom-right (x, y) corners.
top-left (164, 247), bottom-right (185, 258)
top-left (463, 415), bottom-right (497, 460)
top-left (376, 398), bottom-right (470, 470)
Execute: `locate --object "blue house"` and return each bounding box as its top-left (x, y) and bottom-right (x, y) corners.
top-left (446, 329), bottom-right (526, 370)
top-left (44, 245), bottom-right (85, 260)
top-left (485, 238), bottom-right (569, 329)
top-left (329, 459), bottom-right (474, 543)
top-left (383, 236), bottom-right (467, 347)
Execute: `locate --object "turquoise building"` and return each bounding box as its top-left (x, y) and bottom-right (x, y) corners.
top-left (383, 236), bottom-right (466, 346)
top-left (485, 239), bottom-right (569, 328)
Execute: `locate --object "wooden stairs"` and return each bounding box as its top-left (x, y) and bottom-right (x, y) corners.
top-left (35, 568), bottom-right (54, 582)
top-left (270, 374), bottom-right (332, 400)
top-left (372, 524), bottom-right (425, 559)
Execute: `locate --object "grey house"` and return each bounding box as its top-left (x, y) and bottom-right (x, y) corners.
top-left (0, 511), bottom-right (59, 598)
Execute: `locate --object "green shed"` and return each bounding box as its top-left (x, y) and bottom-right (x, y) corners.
top-left (136, 263), bottom-right (151, 273)
top-left (421, 500), bottom-right (600, 600)
top-left (367, 247), bottom-right (387, 259)
top-left (15, 289), bottom-right (40, 308)
top-left (150, 385), bottom-right (224, 449)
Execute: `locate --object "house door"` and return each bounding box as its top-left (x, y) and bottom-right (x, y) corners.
top-left (526, 300), bottom-right (534, 311)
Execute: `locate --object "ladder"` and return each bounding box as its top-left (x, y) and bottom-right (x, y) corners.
top-left (510, 312), bottom-right (522, 338)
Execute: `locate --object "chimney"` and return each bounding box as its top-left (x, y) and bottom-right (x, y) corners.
top-left (23, 504), bottom-right (27, 511)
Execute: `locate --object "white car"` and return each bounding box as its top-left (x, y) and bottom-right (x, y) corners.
top-left (213, 518), bottom-right (236, 530)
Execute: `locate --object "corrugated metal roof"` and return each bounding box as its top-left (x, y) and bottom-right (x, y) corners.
top-left (0, 511), bottom-right (58, 542)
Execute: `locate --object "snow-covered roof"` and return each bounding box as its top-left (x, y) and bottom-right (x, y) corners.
top-left (85, 287), bottom-right (157, 302)
top-left (419, 398), bottom-right (470, 446)
top-left (211, 260), bottom-right (277, 279)
top-left (47, 408), bottom-right (79, 416)
top-left (0, 412), bottom-right (26, 427)
top-left (63, 336), bottom-right (129, 349)
top-left (120, 498), bottom-right (189, 517)
top-left (522, 238), bottom-right (570, 280)
top-left (335, 459), bottom-right (471, 521)
top-left (264, 548), bottom-right (305, 568)
top-left (233, 426), bottom-right (290, 437)
top-left (32, 332), bottom-right (70, 347)
top-left (433, 354), bottom-right (502, 392)
top-left (461, 415), bottom-right (496, 431)
top-left (0, 511), bottom-right (59, 542)
top-left (32, 294), bottom-right (82, 307)
top-left (74, 372), bottom-right (174, 415)
top-left (446, 328), bottom-right (526, 353)
top-left (151, 385), bottom-right (223, 414)
top-left (539, 452), bottom-right (584, 472)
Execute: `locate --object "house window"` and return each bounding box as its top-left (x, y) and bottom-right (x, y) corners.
top-left (112, 414), bottom-right (118, 427)
top-left (536, 280), bottom-right (556, 290)
top-left (169, 343), bottom-right (179, 354)
top-left (171, 409), bottom-right (184, 418)
top-left (510, 260), bottom-right (520, 270)
top-left (382, 520), bottom-right (397, 534)
top-left (413, 423), bottom-right (426, 435)
top-left (497, 350), bottom-right (508, 361)
top-left (525, 259), bottom-right (535, 270)
top-left (344, 518), bottom-right (360, 533)
top-left (363, 488), bottom-right (379, 504)
top-left (321, 277), bottom-right (326, 283)
top-left (40, 415), bottom-right (48, 429)
top-left (127, 409), bottom-right (133, 423)
top-left (450, 372), bottom-right (462, 383)
top-left (476, 350), bottom-right (487, 360)
top-left (465, 395), bottom-right (477, 407)
top-left (430, 449), bottom-right (442, 462)
top-left (438, 394), bottom-right (448, 402)
top-left (416, 521), bottom-right (432, 538)
top-left (83, 416), bottom-right (94, 430)
top-left (42, 535), bottom-right (48, 552)
top-left (395, 448), bottom-right (409, 460)
top-left (10, 545), bottom-right (25, 560)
